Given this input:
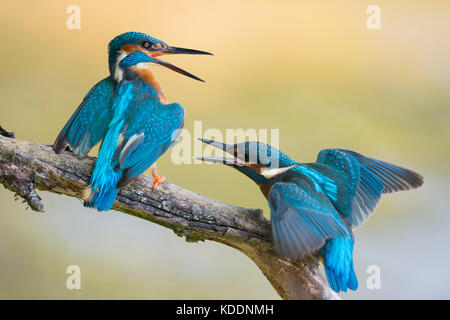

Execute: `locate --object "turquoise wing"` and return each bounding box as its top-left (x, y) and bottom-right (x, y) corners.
top-left (268, 180), bottom-right (350, 260)
top-left (53, 76), bottom-right (115, 156)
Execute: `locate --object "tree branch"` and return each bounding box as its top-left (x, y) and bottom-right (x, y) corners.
top-left (0, 133), bottom-right (339, 300)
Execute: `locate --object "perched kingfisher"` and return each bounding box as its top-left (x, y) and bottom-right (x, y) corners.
top-left (53, 32), bottom-right (212, 211)
top-left (198, 139), bottom-right (423, 293)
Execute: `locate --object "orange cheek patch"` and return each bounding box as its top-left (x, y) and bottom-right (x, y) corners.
top-left (120, 44), bottom-right (163, 58)
top-left (120, 44), bottom-right (142, 55)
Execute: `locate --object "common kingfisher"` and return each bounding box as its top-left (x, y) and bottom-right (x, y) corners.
top-left (198, 139), bottom-right (423, 293)
top-left (53, 32), bottom-right (212, 211)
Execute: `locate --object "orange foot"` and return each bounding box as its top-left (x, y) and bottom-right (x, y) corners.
top-left (152, 173), bottom-right (166, 190)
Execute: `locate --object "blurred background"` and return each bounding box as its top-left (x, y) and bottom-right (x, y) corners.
top-left (0, 0), bottom-right (449, 299)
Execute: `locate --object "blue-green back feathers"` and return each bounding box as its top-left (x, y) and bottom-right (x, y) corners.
top-left (116, 100), bottom-right (184, 187)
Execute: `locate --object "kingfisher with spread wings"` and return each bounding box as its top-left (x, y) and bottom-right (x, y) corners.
top-left (198, 139), bottom-right (423, 293)
top-left (53, 32), bottom-right (212, 211)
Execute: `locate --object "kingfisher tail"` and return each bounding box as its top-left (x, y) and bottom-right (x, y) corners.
top-left (321, 236), bottom-right (358, 293)
top-left (83, 163), bottom-right (122, 211)
top-left (82, 130), bottom-right (124, 211)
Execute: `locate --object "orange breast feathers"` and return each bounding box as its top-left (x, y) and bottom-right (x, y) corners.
top-left (259, 183), bottom-right (272, 199)
top-left (135, 68), bottom-right (168, 104)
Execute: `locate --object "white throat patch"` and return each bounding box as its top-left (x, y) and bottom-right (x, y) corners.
top-left (259, 165), bottom-right (298, 179)
top-left (114, 50), bottom-right (128, 82)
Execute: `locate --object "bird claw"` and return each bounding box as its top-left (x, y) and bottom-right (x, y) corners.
top-left (152, 173), bottom-right (166, 190)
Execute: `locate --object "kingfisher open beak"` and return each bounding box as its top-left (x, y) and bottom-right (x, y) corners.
top-left (197, 138), bottom-right (245, 166)
top-left (146, 46), bottom-right (212, 82)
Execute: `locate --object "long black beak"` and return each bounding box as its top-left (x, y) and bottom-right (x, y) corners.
top-left (197, 138), bottom-right (244, 166)
top-left (152, 57), bottom-right (205, 82)
top-left (198, 138), bottom-right (233, 152)
top-left (160, 46), bottom-right (213, 56)
top-left (198, 157), bottom-right (244, 166)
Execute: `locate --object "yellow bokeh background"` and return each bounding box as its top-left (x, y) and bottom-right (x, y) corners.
top-left (0, 1), bottom-right (449, 299)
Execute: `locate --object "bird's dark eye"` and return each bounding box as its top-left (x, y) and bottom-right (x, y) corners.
top-left (141, 40), bottom-right (152, 49)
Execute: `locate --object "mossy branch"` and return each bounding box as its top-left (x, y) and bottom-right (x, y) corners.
top-left (0, 132), bottom-right (339, 300)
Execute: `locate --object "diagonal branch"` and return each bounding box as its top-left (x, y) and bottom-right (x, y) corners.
top-left (0, 133), bottom-right (339, 300)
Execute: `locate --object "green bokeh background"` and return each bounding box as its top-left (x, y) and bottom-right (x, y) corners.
top-left (0, 1), bottom-right (449, 299)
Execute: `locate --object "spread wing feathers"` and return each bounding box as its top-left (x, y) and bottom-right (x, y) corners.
top-left (114, 101), bottom-right (185, 188)
top-left (337, 149), bottom-right (424, 193)
top-left (317, 149), bottom-right (423, 227)
top-left (53, 76), bottom-right (115, 157)
top-left (268, 181), bottom-right (350, 260)
top-left (349, 164), bottom-right (384, 227)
